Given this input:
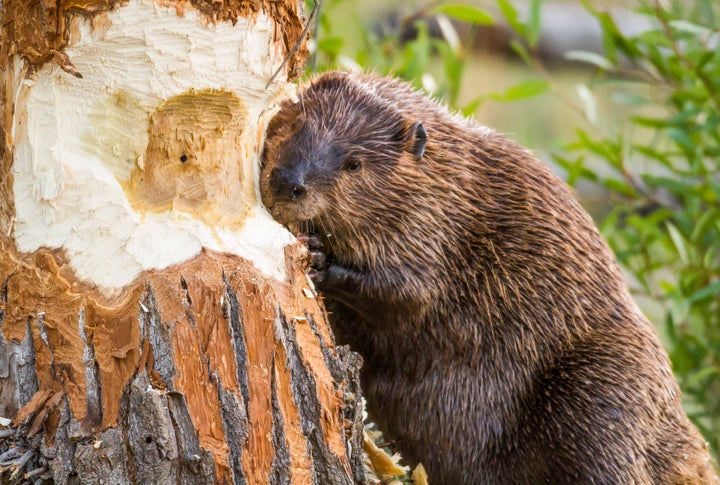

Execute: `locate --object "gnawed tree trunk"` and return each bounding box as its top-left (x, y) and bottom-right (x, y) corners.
top-left (0, 1), bottom-right (365, 483)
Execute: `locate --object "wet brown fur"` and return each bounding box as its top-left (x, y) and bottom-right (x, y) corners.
top-left (260, 71), bottom-right (718, 484)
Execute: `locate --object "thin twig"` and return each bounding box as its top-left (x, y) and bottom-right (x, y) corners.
top-left (310, 0), bottom-right (324, 71)
top-left (0, 447), bottom-right (21, 463)
top-left (10, 449), bottom-right (34, 480)
top-left (24, 466), bottom-right (47, 479)
top-left (266, 0), bottom-right (322, 89)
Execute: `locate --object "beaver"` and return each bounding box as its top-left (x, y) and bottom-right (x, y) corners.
top-left (260, 71), bottom-right (717, 484)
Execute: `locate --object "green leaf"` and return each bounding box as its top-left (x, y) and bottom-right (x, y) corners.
top-left (668, 20), bottom-right (712, 37)
top-left (694, 50), bottom-right (715, 73)
top-left (603, 178), bottom-right (635, 196)
top-left (631, 116), bottom-right (668, 128)
top-left (489, 79), bottom-right (549, 101)
top-left (611, 92), bottom-right (649, 106)
top-left (555, 154), bottom-right (596, 185)
top-left (527, 0), bottom-right (543, 47)
top-left (576, 84), bottom-right (598, 125)
top-left (509, 39), bottom-right (532, 66)
top-left (398, 21), bottom-right (431, 81)
top-left (642, 174), bottom-right (694, 194)
top-left (564, 50), bottom-right (615, 70)
top-left (461, 97), bottom-right (484, 117)
top-left (431, 39), bottom-right (465, 106)
top-left (666, 222), bottom-right (689, 264)
top-left (633, 145), bottom-right (672, 168)
top-left (703, 246), bottom-right (719, 268)
top-left (638, 29), bottom-right (673, 48)
top-left (628, 214), bottom-right (662, 236)
top-left (690, 209), bottom-right (718, 243)
top-left (433, 5), bottom-right (495, 25)
top-left (710, 181), bottom-right (720, 201)
top-left (668, 128), bottom-right (697, 152)
top-left (583, 3), bottom-right (641, 62)
top-left (574, 130), bottom-right (620, 164)
top-left (685, 366), bottom-right (719, 389)
top-left (689, 280), bottom-right (720, 303)
top-left (670, 298), bottom-right (691, 328)
top-left (496, 0), bottom-right (526, 36)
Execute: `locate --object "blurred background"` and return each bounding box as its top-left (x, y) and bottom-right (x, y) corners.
top-left (305, 0), bottom-right (720, 460)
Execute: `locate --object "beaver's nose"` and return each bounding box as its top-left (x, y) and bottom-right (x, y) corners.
top-left (270, 167), bottom-right (307, 202)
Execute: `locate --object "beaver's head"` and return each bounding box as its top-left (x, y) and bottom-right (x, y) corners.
top-left (260, 72), bottom-right (426, 265)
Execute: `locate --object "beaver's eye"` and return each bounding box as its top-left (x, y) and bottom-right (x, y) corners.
top-left (346, 160), bottom-right (362, 172)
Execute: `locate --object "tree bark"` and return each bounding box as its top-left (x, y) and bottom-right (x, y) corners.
top-left (0, 1), bottom-right (365, 483)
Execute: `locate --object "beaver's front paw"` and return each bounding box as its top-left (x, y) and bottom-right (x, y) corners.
top-left (297, 234), bottom-right (328, 286)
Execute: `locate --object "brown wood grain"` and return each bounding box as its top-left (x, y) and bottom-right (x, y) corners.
top-left (0, 239), bottom-right (363, 482)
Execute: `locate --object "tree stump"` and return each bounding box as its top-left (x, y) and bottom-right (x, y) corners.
top-left (0, 1), bottom-right (365, 483)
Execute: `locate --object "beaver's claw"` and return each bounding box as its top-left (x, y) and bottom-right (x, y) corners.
top-left (299, 234), bottom-right (328, 285)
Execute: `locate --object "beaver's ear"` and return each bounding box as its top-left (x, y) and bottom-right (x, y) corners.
top-left (408, 121), bottom-right (427, 160)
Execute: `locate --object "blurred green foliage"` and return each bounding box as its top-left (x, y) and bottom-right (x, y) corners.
top-left (547, 0), bottom-right (720, 456)
top-left (308, 0), bottom-right (719, 459)
top-left (556, 0), bottom-right (720, 456)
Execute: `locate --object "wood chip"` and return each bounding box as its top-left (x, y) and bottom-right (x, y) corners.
top-left (411, 464), bottom-right (429, 485)
top-left (362, 430), bottom-right (409, 477)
